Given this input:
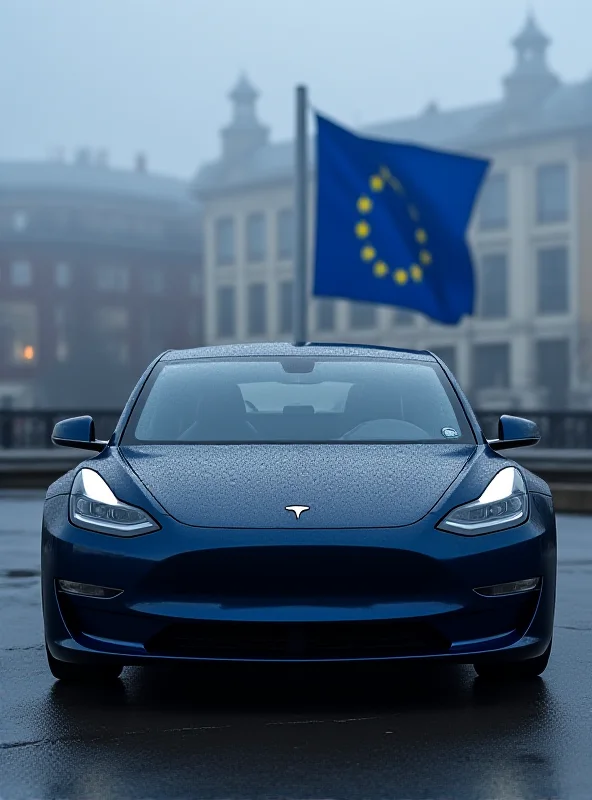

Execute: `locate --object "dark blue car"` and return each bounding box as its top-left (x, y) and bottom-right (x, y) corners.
top-left (42, 343), bottom-right (556, 683)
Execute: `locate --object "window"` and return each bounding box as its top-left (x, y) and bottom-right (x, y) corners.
top-left (393, 309), bottom-right (415, 326)
top-left (279, 281), bottom-right (293, 334)
top-left (95, 265), bottom-right (129, 292)
top-left (277, 208), bottom-right (294, 260)
top-left (217, 286), bottom-right (236, 338)
top-left (430, 346), bottom-right (457, 376)
top-left (187, 312), bottom-right (201, 344)
top-left (350, 303), bottom-right (376, 330)
top-left (143, 267), bottom-right (164, 294)
top-left (142, 315), bottom-right (167, 359)
top-left (316, 299), bottom-right (335, 332)
top-left (537, 164), bottom-right (568, 224)
top-left (94, 307), bottom-right (129, 365)
top-left (189, 273), bottom-right (202, 296)
top-left (0, 302), bottom-right (38, 365)
top-left (246, 212), bottom-right (266, 263)
top-left (55, 262), bottom-right (71, 289)
top-left (479, 253), bottom-right (508, 318)
top-left (10, 261), bottom-right (32, 287)
top-left (536, 339), bottom-right (570, 409)
top-left (215, 217), bottom-right (235, 266)
top-left (537, 246), bottom-right (568, 314)
top-left (479, 173), bottom-right (508, 230)
top-left (473, 343), bottom-right (510, 390)
top-left (125, 358), bottom-right (474, 445)
top-left (12, 210), bottom-right (29, 233)
top-left (247, 283), bottom-right (267, 336)
top-left (54, 306), bottom-right (70, 362)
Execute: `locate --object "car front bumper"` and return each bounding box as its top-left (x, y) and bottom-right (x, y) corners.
top-left (42, 492), bottom-right (556, 666)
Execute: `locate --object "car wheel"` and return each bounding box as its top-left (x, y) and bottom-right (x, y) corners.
top-left (473, 640), bottom-right (552, 681)
top-left (46, 644), bottom-right (123, 683)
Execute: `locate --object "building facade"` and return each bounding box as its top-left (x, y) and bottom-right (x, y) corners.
top-left (195, 16), bottom-right (592, 410)
top-left (0, 153), bottom-right (203, 409)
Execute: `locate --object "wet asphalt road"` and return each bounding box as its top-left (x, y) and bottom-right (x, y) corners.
top-left (0, 493), bottom-right (591, 800)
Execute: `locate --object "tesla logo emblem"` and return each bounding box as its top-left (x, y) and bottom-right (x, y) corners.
top-left (285, 505), bottom-right (310, 519)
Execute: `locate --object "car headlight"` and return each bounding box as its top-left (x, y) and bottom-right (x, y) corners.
top-left (437, 467), bottom-right (528, 536)
top-left (69, 468), bottom-right (160, 536)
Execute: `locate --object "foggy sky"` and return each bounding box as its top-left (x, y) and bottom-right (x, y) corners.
top-left (1, 0), bottom-right (591, 179)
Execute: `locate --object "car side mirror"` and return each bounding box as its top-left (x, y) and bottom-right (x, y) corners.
top-left (487, 414), bottom-right (541, 451)
top-left (51, 416), bottom-right (108, 452)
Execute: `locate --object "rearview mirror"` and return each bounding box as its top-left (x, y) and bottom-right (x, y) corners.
top-left (487, 414), bottom-right (541, 451)
top-left (51, 416), bottom-right (108, 452)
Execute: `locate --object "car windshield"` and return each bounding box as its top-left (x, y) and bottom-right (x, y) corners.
top-left (123, 356), bottom-right (474, 444)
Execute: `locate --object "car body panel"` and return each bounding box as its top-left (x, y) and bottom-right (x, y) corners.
top-left (119, 443), bottom-right (475, 529)
top-left (42, 343), bottom-right (556, 669)
top-left (42, 487), bottom-right (556, 666)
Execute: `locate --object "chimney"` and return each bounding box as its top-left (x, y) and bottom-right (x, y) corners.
top-left (503, 14), bottom-right (560, 109)
top-left (221, 74), bottom-right (269, 162)
top-left (135, 152), bottom-right (148, 173)
top-left (75, 148), bottom-right (92, 166)
top-left (96, 149), bottom-right (109, 167)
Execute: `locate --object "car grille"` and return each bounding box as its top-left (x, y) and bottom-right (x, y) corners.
top-left (147, 546), bottom-right (451, 603)
top-left (145, 619), bottom-right (450, 660)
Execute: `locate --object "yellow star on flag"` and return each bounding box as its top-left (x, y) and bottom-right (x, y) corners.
top-left (355, 220), bottom-right (371, 239)
top-left (357, 195), bottom-right (373, 214)
top-left (410, 264), bottom-right (423, 282)
top-left (369, 175), bottom-right (384, 192)
top-left (361, 245), bottom-right (376, 262)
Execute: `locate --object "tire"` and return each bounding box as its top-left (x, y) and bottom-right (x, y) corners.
top-left (473, 640), bottom-right (552, 681)
top-left (46, 644), bottom-right (123, 684)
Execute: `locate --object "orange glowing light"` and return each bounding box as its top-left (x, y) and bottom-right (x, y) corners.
top-left (23, 345), bottom-right (35, 361)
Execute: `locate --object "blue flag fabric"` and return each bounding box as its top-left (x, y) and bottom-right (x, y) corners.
top-left (313, 114), bottom-right (490, 325)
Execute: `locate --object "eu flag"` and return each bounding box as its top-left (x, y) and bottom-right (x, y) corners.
top-left (313, 115), bottom-right (490, 325)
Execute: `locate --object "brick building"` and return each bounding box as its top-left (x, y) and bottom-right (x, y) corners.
top-left (0, 152), bottom-right (202, 409)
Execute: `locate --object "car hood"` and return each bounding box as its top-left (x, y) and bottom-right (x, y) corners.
top-left (120, 444), bottom-right (475, 529)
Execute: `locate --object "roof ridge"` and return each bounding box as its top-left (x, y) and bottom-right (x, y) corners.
top-left (0, 159), bottom-right (189, 183)
top-left (163, 342), bottom-right (434, 361)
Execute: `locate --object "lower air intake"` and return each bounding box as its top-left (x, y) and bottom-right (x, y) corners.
top-left (145, 619), bottom-right (450, 660)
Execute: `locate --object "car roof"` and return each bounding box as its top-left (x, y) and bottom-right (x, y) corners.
top-left (161, 342), bottom-right (437, 362)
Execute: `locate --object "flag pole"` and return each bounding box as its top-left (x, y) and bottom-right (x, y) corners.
top-left (293, 85), bottom-right (308, 344)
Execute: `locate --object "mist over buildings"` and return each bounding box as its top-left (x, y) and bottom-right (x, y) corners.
top-left (1, 0), bottom-right (592, 420)
top-left (2, 0), bottom-right (591, 176)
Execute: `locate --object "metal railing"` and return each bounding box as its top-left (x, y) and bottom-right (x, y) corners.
top-left (2, 409), bottom-right (592, 450)
top-left (477, 411), bottom-right (592, 449)
top-left (0, 411), bottom-right (120, 449)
